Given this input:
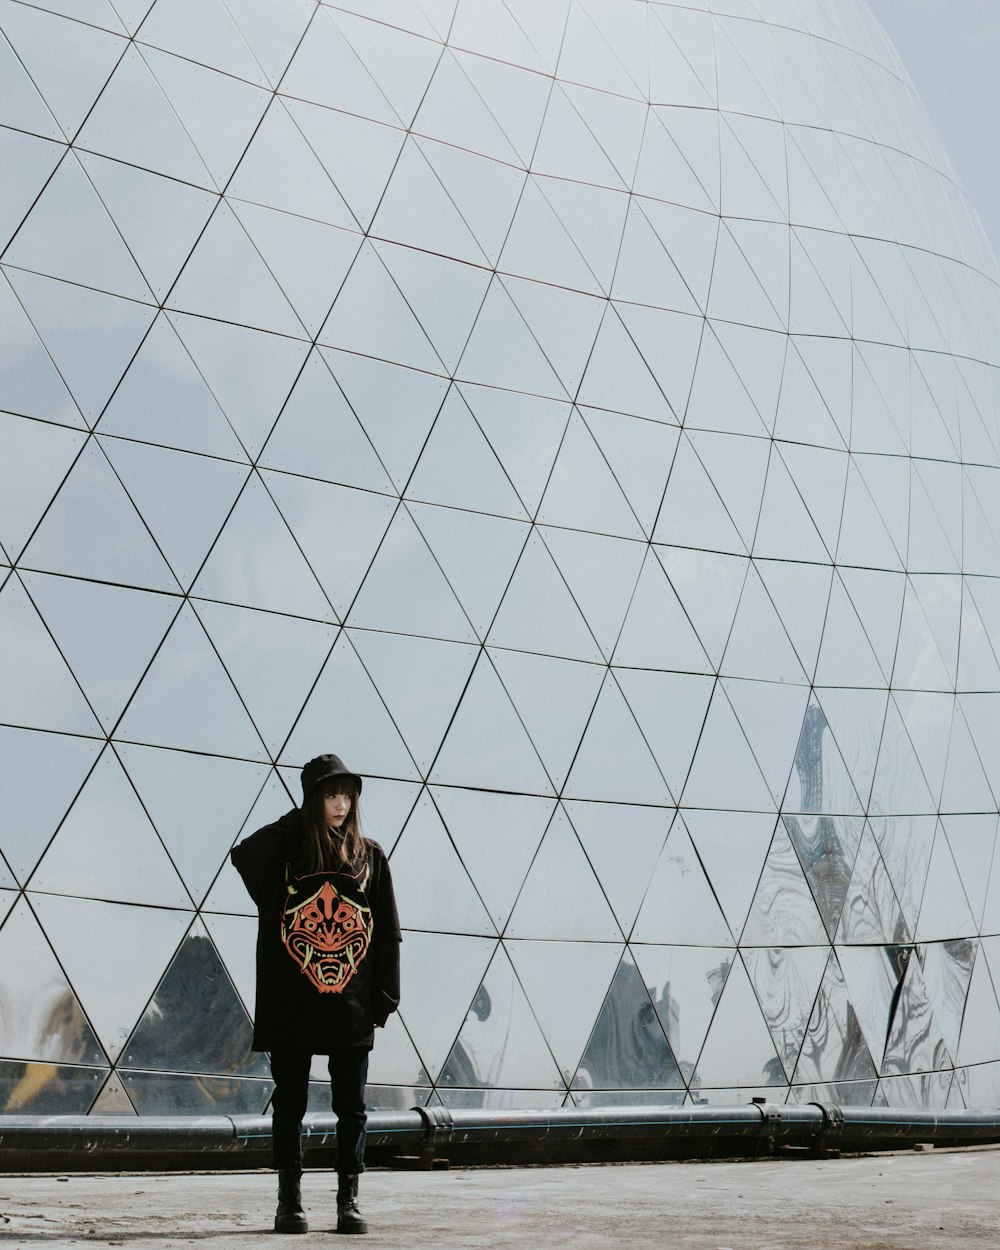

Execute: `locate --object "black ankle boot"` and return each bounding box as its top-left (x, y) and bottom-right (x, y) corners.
top-left (336, 1173), bottom-right (367, 1235)
top-left (274, 1167), bottom-right (308, 1234)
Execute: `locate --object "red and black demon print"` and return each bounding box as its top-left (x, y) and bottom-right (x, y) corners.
top-left (280, 862), bottom-right (373, 995)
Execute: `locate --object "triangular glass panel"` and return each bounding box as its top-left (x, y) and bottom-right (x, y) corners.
top-left (868, 813), bottom-right (936, 941)
top-left (755, 560), bottom-right (833, 684)
top-left (5, 269), bottom-right (155, 423)
top-left (100, 438), bottom-right (249, 591)
top-left (168, 312), bottom-right (308, 459)
top-left (372, 132), bottom-right (492, 267)
top-left (837, 567), bottom-right (906, 685)
top-left (836, 944), bottom-right (903, 1076)
top-left (656, 546), bottom-right (748, 671)
top-left (194, 601), bottom-right (335, 757)
top-left (119, 921), bottom-right (267, 1076)
top-left (20, 439), bottom-right (179, 590)
top-left (257, 351), bottom-right (391, 493)
top-left (958, 580), bottom-right (1000, 693)
top-left (788, 227), bottom-right (852, 337)
top-left (117, 744), bottom-right (270, 907)
top-left (0, 28), bottom-right (63, 141)
top-left (899, 574), bottom-right (961, 692)
top-left (956, 944), bottom-right (1000, 1066)
top-left (908, 463), bottom-right (961, 575)
top-left (30, 891), bottom-right (191, 1061)
top-left (790, 951), bottom-right (878, 1087)
top-left (283, 96), bottom-right (405, 232)
top-left (652, 436), bottom-right (747, 555)
top-left (961, 694), bottom-right (1000, 813)
top-left (531, 81), bottom-right (631, 190)
top-left (134, 0), bottom-right (270, 85)
top-left (753, 449), bottom-right (834, 564)
top-left (321, 348), bottom-right (448, 493)
top-left (615, 669), bottom-right (714, 801)
top-left (0, 414), bottom-right (85, 561)
top-left (489, 650), bottom-right (603, 793)
top-left (869, 695), bottom-right (936, 818)
top-left (90, 1074), bottom-right (135, 1115)
top-left (565, 801), bottom-right (669, 936)
top-left (744, 945), bottom-right (831, 1083)
top-left (499, 177), bottom-right (612, 297)
top-left (0, 727), bottom-right (100, 884)
top-left (397, 931), bottom-right (497, 1082)
top-left (539, 413), bottom-right (646, 540)
top-left (230, 200), bottom-right (363, 340)
top-left (939, 711), bottom-right (996, 816)
top-left (192, 473), bottom-right (333, 620)
top-left (96, 314), bottom-right (246, 458)
top-left (140, 45), bottom-right (270, 188)
top-left (503, 277), bottom-right (608, 400)
top-left (348, 775), bottom-right (420, 859)
top-left (0, 274), bottom-right (82, 428)
top-left (576, 306), bottom-right (677, 423)
top-left (5, 151), bottom-right (152, 302)
top-left (1, 1), bottom-right (126, 138)
top-left (835, 462), bottom-right (904, 573)
top-left (351, 630), bottom-right (478, 776)
top-left (438, 943), bottom-right (564, 1093)
top-left (685, 809), bottom-right (778, 943)
top-left (0, 895), bottom-right (105, 1065)
top-left (784, 811), bottom-right (865, 941)
top-left (116, 601), bottom-right (266, 759)
top-left (634, 105), bottom-right (717, 212)
top-left (487, 530), bottom-right (601, 663)
top-left (724, 678), bottom-right (810, 807)
top-left (614, 303), bottom-right (705, 424)
top-left (681, 682), bottom-right (776, 812)
top-left (742, 820), bottom-right (828, 946)
top-left (915, 822), bottom-right (978, 944)
top-left (612, 550), bottom-right (711, 673)
top-left (347, 505), bottom-right (475, 642)
top-left (508, 938), bottom-right (624, 1081)
top-left (686, 324), bottom-right (776, 439)
top-left (365, 1009), bottom-right (429, 1089)
top-left (631, 816), bottom-right (733, 945)
top-left (611, 199), bottom-right (701, 316)
top-left (813, 573), bottom-right (887, 688)
top-left (628, 943), bottom-right (732, 1083)
top-left (708, 220), bottom-right (788, 331)
top-left (581, 410), bottom-right (679, 542)
top-left (850, 342), bottom-right (909, 456)
top-left (319, 240), bottom-right (444, 373)
top-left (405, 388), bottom-right (526, 518)
top-left (432, 788), bottom-right (554, 934)
top-left (375, 241), bottom-right (492, 377)
top-left (74, 45), bottom-right (214, 186)
top-left (264, 473), bottom-right (396, 621)
top-left (390, 793), bottom-right (495, 936)
top-left (120, 1071), bottom-right (271, 1114)
top-left (562, 675), bottom-right (670, 806)
top-left (224, 97), bottom-right (355, 229)
top-left (0, 576), bottom-right (102, 736)
top-left (773, 335), bottom-right (849, 448)
top-left (23, 571), bottom-right (178, 731)
top-left (456, 275), bottom-right (567, 401)
top-left (29, 746), bottom-right (190, 907)
top-left (882, 950), bottom-right (953, 1077)
top-left (166, 201), bottom-right (304, 335)
top-left (921, 938), bottom-right (976, 1062)
top-left (409, 503), bottom-right (529, 641)
top-left (281, 631), bottom-right (418, 780)
top-left (692, 954), bottom-right (785, 1091)
top-left (837, 824), bottom-right (908, 945)
top-left (457, 384), bottom-right (569, 518)
top-left (542, 528), bottom-right (645, 660)
top-left (198, 914), bottom-right (259, 1020)
top-left (505, 807), bottom-right (621, 942)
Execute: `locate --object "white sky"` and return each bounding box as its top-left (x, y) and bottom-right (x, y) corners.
top-left (864, 0), bottom-right (1000, 262)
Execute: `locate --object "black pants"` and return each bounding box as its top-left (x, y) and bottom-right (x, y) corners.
top-left (270, 1048), bottom-right (369, 1175)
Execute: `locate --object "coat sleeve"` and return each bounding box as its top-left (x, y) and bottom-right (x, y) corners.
top-left (230, 822), bottom-right (288, 908)
top-left (370, 845), bottom-right (402, 1028)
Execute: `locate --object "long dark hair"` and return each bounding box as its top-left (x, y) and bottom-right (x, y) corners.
top-left (297, 776), bottom-right (366, 875)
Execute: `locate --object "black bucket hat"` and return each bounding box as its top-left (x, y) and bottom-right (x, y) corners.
top-left (300, 754), bottom-right (363, 802)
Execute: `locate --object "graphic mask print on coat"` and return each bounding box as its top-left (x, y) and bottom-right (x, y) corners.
top-left (281, 862), bottom-right (373, 995)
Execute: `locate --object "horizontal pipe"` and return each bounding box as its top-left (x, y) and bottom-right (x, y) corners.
top-left (4, 1103), bottom-right (1000, 1163)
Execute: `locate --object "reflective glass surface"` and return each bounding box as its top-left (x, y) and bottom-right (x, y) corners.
top-left (3, 0), bottom-right (1000, 1115)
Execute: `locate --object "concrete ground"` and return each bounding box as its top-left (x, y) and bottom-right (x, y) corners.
top-left (2, 1148), bottom-right (998, 1248)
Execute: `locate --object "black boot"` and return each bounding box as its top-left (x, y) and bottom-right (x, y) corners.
top-left (274, 1167), bottom-right (308, 1234)
top-left (336, 1173), bottom-right (367, 1235)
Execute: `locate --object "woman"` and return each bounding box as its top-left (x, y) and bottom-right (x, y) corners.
top-left (231, 753), bottom-right (401, 1236)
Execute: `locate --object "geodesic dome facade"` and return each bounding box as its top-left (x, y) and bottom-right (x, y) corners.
top-left (3, 0), bottom-right (1000, 1118)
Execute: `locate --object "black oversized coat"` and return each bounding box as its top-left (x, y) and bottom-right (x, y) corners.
top-left (230, 809), bottom-right (401, 1052)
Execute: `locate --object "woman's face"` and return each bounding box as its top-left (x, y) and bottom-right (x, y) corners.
top-left (323, 787), bottom-right (352, 830)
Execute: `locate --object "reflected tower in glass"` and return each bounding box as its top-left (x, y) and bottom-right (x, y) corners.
top-left (2, 0), bottom-right (1000, 1117)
